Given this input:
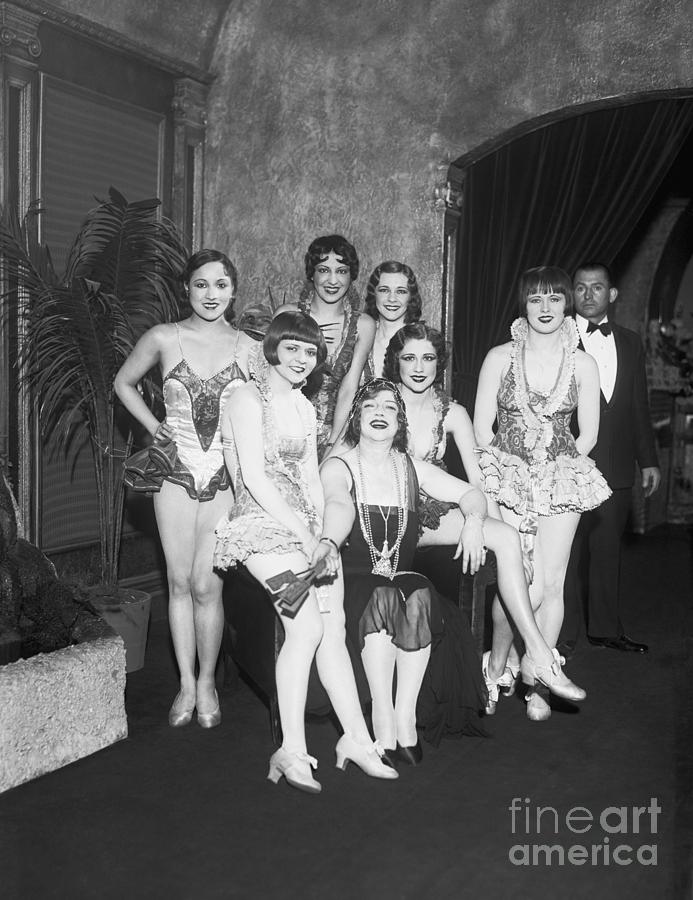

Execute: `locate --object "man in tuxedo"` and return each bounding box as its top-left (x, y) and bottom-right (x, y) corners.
top-left (560, 263), bottom-right (660, 655)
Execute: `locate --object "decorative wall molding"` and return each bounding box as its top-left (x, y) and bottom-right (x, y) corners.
top-left (0, 3), bottom-right (41, 63)
top-left (2, 0), bottom-right (212, 83)
top-left (173, 78), bottom-right (209, 129)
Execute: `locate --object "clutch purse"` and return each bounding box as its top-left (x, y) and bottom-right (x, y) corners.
top-left (265, 559), bottom-right (328, 619)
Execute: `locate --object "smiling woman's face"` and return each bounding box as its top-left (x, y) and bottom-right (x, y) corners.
top-left (359, 389), bottom-right (400, 441)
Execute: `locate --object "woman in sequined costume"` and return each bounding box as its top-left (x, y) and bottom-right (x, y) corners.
top-left (474, 266), bottom-right (610, 721)
top-left (384, 323), bottom-right (586, 720)
top-left (115, 249), bottom-right (258, 729)
top-left (214, 312), bottom-right (396, 794)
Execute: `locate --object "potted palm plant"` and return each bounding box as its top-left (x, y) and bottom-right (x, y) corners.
top-left (0, 187), bottom-right (187, 671)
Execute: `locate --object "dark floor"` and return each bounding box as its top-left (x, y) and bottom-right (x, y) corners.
top-left (1, 526), bottom-right (692, 900)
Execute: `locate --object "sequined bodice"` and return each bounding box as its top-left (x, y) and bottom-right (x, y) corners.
top-left (164, 359), bottom-right (246, 452)
top-left (493, 364), bottom-right (579, 463)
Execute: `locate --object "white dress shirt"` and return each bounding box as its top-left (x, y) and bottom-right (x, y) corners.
top-left (576, 314), bottom-right (617, 402)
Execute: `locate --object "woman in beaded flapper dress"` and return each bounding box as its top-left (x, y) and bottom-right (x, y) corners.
top-left (474, 266), bottom-right (610, 721)
top-left (213, 312), bottom-right (396, 794)
top-left (320, 379), bottom-right (586, 759)
top-left (384, 323), bottom-right (587, 721)
top-left (115, 249), bottom-right (260, 729)
top-left (362, 260), bottom-right (423, 381)
top-left (274, 235), bottom-right (375, 458)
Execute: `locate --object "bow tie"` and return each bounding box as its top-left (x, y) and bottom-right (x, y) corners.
top-left (586, 320), bottom-right (612, 336)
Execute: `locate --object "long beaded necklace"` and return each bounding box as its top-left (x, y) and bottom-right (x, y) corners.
top-left (355, 449), bottom-right (408, 579)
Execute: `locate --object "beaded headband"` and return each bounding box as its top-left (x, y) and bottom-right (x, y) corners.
top-left (347, 377), bottom-right (406, 425)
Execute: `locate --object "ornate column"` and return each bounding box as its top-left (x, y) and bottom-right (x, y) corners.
top-left (172, 77), bottom-right (208, 251)
top-left (0, 1), bottom-right (41, 536)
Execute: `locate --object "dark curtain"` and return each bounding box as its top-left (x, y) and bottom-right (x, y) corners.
top-left (453, 99), bottom-right (693, 411)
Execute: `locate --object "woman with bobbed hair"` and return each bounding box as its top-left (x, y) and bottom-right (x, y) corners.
top-left (115, 248), bottom-right (259, 729)
top-left (474, 265), bottom-right (610, 721)
top-left (276, 235), bottom-right (375, 458)
top-left (363, 260), bottom-right (423, 380)
top-left (214, 312), bottom-right (397, 794)
top-left (384, 321), bottom-right (586, 721)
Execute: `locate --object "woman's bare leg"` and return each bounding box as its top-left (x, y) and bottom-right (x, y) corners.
top-left (189, 489), bottom-right (232, 712)
top-left (154, 482), bottom-right (198, 705)
top-left (533, 512), bottom-right (581, 647)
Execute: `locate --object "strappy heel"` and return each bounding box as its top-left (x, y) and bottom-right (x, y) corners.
top-left (335, 735), bottom-right (399, 779)
top-left (267, 748), bottom-right (322, 794)
top-left (482, 650), bottom-right (514, 715)
top-left (520, 649), bottom-right (586, 703)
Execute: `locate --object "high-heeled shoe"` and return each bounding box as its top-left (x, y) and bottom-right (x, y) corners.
top-left (335, 735), bottom-right (399, 779)
top-left (520, 649), bottom-right (586, 703)
top-left (267, 748), bottom-right (322, 794)
top-left (196, 690), bottom-right (221, 729)
top-left (394, 738), bottom-right (423, 766)
top-left (525, 685), bottom-right (551, 722)
top-left (500, 659), bottom-right (520, 698)
top-left (482, 650), bottom-right (512, 715)
top-left (168, 692), bottom-right (195, 727)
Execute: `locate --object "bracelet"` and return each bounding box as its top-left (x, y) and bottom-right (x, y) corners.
top-left (463, 511), bottom-right (485, 525)
top-left (319, 536), bottom-right (340, 552)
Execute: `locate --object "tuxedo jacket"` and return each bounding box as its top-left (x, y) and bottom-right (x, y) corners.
top-left (578, 322), bottom-right (658, 491)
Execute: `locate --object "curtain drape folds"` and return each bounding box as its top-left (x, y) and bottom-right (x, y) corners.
top-left (453, 99), bottom-right (693, 412)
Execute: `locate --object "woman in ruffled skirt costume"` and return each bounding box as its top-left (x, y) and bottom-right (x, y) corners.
top-left (474, 266), bottom-right (611, 720)
top-left (115, 249), bottom-right (259, 728)
top-left (214, 312), bottom-right (396, 794)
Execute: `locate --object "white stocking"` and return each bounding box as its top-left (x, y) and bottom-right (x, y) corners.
top-left (361, 631), bottom-right (397, 748)
top-left (394, 646), bottom-right (430, 746)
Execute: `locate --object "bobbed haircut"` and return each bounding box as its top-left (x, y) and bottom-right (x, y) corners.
top-left (517, 265), bottom-right (574, 317)
top-left (343, 378), bottom-right (408, 453)
top-left (304, 234), bottom-right (359, 282)
top-left (263, 310), bottom-right (328, 368)
top-left (364, 260), bottom-right (423, 324)
top-left (383, 323), bottom-right (449, 386)
top-left (180, 249), bottom-right (239, 323)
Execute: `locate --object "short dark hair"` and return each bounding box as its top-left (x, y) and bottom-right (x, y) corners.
top-left (383, 323), bottom-right (448, 386)
top-left (343, 378), bottom-right (408, 453)
top-left (517, 266), bottom-right (574, 317)
top-left (573, 262), bottom-right (614, 287)
top-left (263, 310), bottom-right (328, 368)
top-left (304, 234), bottom-right (359, 282)
top-left (180, 249), bottom-right (238, 323)
top-left (364, 261), bottom-right (423, 323)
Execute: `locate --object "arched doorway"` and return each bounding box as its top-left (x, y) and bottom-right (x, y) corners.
top-left (442, 94), bottom-right (693, 412)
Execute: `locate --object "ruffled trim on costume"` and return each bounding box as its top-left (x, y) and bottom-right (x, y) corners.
top-left (214, 511), bottom-right (304, 570)
top-left (478, 445), bottom-right (611, 515)
top-left (418, 491), bottom-right (458, 533)
top-left (124, 439), bottom-right (230, 502)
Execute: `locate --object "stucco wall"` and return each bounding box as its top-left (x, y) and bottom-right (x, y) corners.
top-left (204, 0), bottom-right (693, 323)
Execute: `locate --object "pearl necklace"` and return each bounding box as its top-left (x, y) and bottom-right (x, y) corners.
top-left (355, 449), bottom-right (408, 579)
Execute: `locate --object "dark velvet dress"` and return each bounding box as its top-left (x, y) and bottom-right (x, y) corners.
top-left (339, 456), bottom-right (488, 746)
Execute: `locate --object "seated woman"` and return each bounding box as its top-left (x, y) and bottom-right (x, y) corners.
top-left (474, 266), bottom-right (610, 721)
top-left (276, 235), bottom-right (375, 458)
top-left (214, 312), bottom-right (396, 794)
top-left (319, 379), bottom-right (585, 761)
top-left (363, 260), bottom-right (422, 380)
top-left (383, 324), bottom-right (588, 719)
